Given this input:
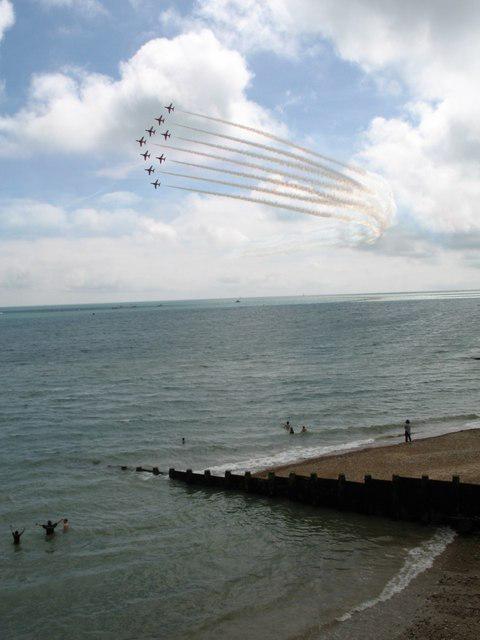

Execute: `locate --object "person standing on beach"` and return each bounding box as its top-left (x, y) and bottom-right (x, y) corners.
top-left (10, 526), bottom-right (25, 545)
top-left (404, 419), bottom-right (412, 443)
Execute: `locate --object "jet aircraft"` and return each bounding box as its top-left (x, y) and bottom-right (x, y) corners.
top-left (151, 179), bottom-right (161, 189)
top-left (136, 136), bottom-right (146, 147)
top-left (145, 165), bottom-right (155, 175)
top-left (161, 130), bottom-right (171, 140)
top-left (155, 115), bottom-right (165, 125)
top-left (165, 103), bottom-right (175, 113)
top-left (145, 127), bottom-right (156, 137)
top-left (141, 151), bottom-right (151, 160)
top-left (156, 154), bottom-right (166, 164)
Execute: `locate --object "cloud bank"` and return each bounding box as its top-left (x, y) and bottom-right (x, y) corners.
top-left (0, 29), bottom-right (278, 156)
top-left (0, 0), bottom-right (14, 43)
top-left (186, 0), bottom-right (480, 235)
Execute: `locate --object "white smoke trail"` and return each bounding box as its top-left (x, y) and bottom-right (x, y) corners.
top-left (178, 109), bottom-right (366, 175)
top-left (171, 160), bottom-right (353, 198)
top-left (161, 169), bottom-right (375, 220)
top-left (167, 184), bottom-right (379, 235)
top-left (153, 143), bottom-right (353, 193)
top-left (176, 136), bottom-right (360, 187)
top-left (173, 123), bottom-right (364, 189)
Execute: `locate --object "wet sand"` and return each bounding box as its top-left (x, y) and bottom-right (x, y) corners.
top-left (256, 429), bottom-right (480, 483)
top-left (319, 536), bottom-right (480, 640)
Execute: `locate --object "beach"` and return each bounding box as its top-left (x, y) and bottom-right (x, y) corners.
top-left (256, 429), bottom-right (480, 484)
top-left (254, 429), bottom-right (480, 640)
top-left (320, 535), bottom-right (480, 640)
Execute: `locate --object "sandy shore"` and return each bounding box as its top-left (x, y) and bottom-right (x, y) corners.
top-left (256, 428), bottom-right (480, 483)
top-left (319, 535), bottom-right (480, 640)
top-left (259, 429), bottom-right (480, 639)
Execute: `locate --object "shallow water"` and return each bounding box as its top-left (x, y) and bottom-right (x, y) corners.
top-left (1, 293), bottom-right (479, 639)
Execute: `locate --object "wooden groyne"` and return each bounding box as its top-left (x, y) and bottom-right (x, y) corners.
top-left (168, 468), bottom-right (480, 533)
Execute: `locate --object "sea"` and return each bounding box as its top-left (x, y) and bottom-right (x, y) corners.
top-left (1, 291), bottom-right (479, 640)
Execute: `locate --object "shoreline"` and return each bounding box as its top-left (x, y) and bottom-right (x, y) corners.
top-left (254, 428), bottom-right (480, 639)
top-left (318, 534), bottom-right (480, 640)
top-left (255, 428), bottom-right (480, 484)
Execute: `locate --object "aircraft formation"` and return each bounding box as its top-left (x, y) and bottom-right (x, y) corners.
top-left (136, 104), bottom-right (177, 189)
top-left (135, 101), bottom-right (394, 243)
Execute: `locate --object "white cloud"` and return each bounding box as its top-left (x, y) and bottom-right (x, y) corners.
top-left (189, 0), bottom-right (480, 234)
top-left (36, 0), bottom-right (107, 17)
top-left (0, 0), bottom-right (14, 42)
top-left (0, 199), bottom-right (68, 236)
top-left (0, 29), bottom-right (281, 157)
top-left (2, 221), bottom-right (480, 306)
top-left (0, 186), bottom-right (393, 303)
top-left (0, 195), bottom-right (178, 239)
top-left (97, 191), bottom-right (142, 207)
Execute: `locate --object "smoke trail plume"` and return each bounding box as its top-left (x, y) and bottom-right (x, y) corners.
top-left (161, 169), bottom-right (373, 217)
top-left (167, 185), bottom-right (379, 234)
top-left (171, 160), bottom-right (352, 198)
top-left (178, 109), bottom-right (366, 175)
top-left (145, 110), bottom-right (396, 243)
top-left (176, 136), bottom-right (359, 187)
top-left (154, 143), bottom-right (352, 193)
top-left (173, 123), bottom-right (364, 189)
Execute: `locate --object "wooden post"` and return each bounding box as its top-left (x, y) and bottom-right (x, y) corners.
top-left (135, 466), bottom-right (143, 472)
top-left (309, 473), bottom-right (318, 505)
top-left (392, 475), bottom-right (400, 519)
top-left (244, 471), bottom-right (252, 492)
top-left (224, 470), bottom-right (232, 488)
top-left (421, 475), bottom-right (430, 523)
top-left (152, 467), bottom-right (160, 476)
top-left (452, 475), bottom-right (460, 516)
top-left (168, 467), bottom-right (175, 478)
top-left (268, 472), bottom-right (276, 496)
top-left (337, 474), bottom-right (346, 509)
top-left (364, 475), bottom-right (372, 514)
top-left (288, 473), bottom-right (297, 499)
top-left (186, 468), bottom-right (193, 484)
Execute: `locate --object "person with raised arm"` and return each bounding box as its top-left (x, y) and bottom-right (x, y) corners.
top-left (10, 526), bottom-right (25, 545)
top-left (36, 519), bottom-right (62, 536)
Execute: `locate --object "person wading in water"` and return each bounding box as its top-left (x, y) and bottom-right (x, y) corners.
top-left (36, 519), bottom-right (62, 537)
top-left (10, 526), bottom-right (25, 545)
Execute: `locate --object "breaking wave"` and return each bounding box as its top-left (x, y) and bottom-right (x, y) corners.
top-left (337, 527), bottom-right (456, 622)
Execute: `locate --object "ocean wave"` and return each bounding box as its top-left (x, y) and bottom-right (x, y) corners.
top-left (207, 438), bottom-right (376, 474)
top-left (279, 413), bottom-right (480, 439)
top-left (337, 527), bottom-right (456, 622)
top-left (362, 413), bottom-right (479, 433)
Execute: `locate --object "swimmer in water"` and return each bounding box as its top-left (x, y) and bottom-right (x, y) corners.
top-left (10, 526), bottom-right (25, 545)
top-left (300, 425), bottom-right (308, 433)
top-left (182, 437), bottom-right (185, 445)
top-left (284, 420), bottom-right (291, 432)
top-left (36, 519), bottom-right (62, 536)
top-left (62, 518), bottom-right (70, 532)
top-left (289, 426), bottom-right (295, 434)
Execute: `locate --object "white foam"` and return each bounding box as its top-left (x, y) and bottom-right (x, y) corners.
top-left (337, 527), bottom-right (456, 622)
top-left (208, 438), bottom-right (375, 475)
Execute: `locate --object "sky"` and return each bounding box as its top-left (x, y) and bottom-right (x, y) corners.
top-left (1, 0), bottom-right (480, 306)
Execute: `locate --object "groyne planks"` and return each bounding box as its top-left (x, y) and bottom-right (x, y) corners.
top-left (168, 468), bottom-right (480, 533)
